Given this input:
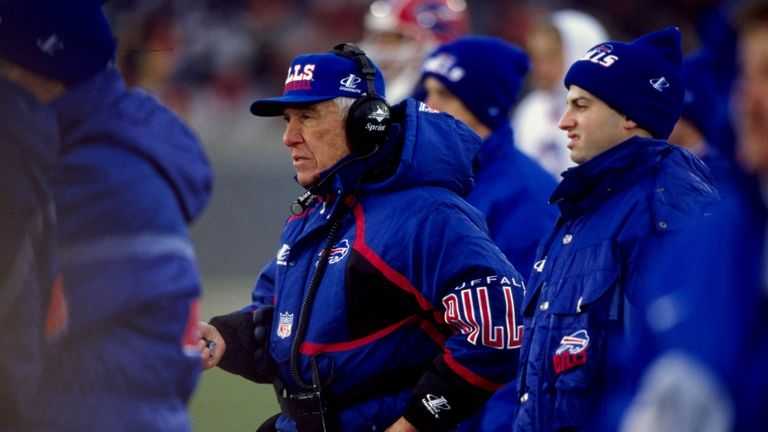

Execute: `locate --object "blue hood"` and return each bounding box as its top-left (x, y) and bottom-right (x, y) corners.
top-left (51, 67), bottom-right (211, 222)
top-left (319, 99), bottom-right (481, 198)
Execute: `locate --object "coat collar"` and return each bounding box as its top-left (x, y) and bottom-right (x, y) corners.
top-left (550, 136), bottom-right (670, 219)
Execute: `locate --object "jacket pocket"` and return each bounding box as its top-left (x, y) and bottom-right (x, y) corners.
top-left (544, 240), bottom-right (621, 428)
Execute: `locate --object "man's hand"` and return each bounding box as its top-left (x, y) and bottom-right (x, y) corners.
top-left (384, 416), bottom-right (419, 432)
top-left (197, 321), bottom-right (225, 370)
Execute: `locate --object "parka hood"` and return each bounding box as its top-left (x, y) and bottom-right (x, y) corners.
top-left (51, 67), bottom-right (211, 222)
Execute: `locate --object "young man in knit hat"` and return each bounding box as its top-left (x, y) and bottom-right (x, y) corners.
top-left (0, 1), bottom-right (212, 430)
top-left (512, 27), bottom-right (719, 431)
top-left (419, 36), bottom-right (558, 431)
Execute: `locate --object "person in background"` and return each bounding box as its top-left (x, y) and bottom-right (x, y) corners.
top-left (360, 0), bottom-right (470, 103)
top-left (0, 53), bottom-right (60, 430)
top-left (669, 51), bottom-right (741, 182)
top-left (420, 35), bottom-right (558, 431)
top-left (198, 43), bottom-right (525, 431)
top-left (0, 1), bottom-right (213, 430)
top-left (513, 9), bottom-right (609, 180)
top-left (421, 35), bottom-right (558, 280)
top-left (512, 27), bottom-right (719, 431)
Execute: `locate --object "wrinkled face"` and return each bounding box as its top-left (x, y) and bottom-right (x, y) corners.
top-left (282, 100), bottom-right (350, 187)
top-left (558, 85), bottom-right (633, 164)
top-left (737, 24), bottom-right (768, 175)
top-left (423, 76), bottom-right (487, 137)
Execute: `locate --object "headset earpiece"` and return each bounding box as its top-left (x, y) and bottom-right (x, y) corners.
top-left (331, 43), bottom-right (391, 155)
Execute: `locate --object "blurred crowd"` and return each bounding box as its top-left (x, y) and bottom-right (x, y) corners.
top-left (103, 0), bottom-right (734, 140)
top-left (98, 0), bottom-right (748, 280)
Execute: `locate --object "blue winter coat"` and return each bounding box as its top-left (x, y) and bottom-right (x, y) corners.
top-left (459, 124), bottom-right (557, 432)
top-left (513, 136), bottom-right (719, 432)
top-left (466, 124), bottom-right (558, 275)
top-left (0, 79), bottom-right (59, 429)
top-left (247, 99), bottom-right (525, 431)
top-left (28, 68), bottom-right (212, 431)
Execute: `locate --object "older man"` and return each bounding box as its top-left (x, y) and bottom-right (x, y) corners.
top-left (199, 44), bottom-right (525, 432)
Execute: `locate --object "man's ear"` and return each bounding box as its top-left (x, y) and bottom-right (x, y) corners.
top-left (622, 116), bottom-right (639, 130)
top-left (622, 116), bottom-right (653, 138)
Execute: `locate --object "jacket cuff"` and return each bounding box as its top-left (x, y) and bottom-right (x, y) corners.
top-left (209, 311), bottom-right (258, 376)
top-left (402, 359), bottom-right (494, 431)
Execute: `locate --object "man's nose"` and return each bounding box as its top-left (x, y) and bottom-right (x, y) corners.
top-left (283, 122), bottom-right (301, 147)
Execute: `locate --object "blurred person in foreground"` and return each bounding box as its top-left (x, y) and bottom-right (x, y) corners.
top-left (360, 0), bottom-right (470, 104)
top-left (730, 1), bottom-right (768, 426)
top-left (613, 7), bottom-right (768, 428)
top-left (513, 9), bottom-right (609, 180)
top-left (419, 36), bottom-right (558, 430)
top-left (613, 45), bottom-right (764, 432)
top-left (0, 31), bottom-right (61, 431)
top-left (512, 27), bottom-right (720, 432)
top-left (198, 43), bottom-right (524, 431)
top-left (0, 0), bottom-right (213, 430)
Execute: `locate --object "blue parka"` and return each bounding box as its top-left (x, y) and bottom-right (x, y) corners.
top-left (245, 99), bottom-right (525, 431)
top-left (513, 136), bottom-right (719, 432)
top-left (460, 123), bottom-right (557, 432)
top-left (28, 68), bottom-right (212, 431)
top-left (0, 79), bottom-right (59, 429)
top-left (466, 123), bottom-right (558, 274)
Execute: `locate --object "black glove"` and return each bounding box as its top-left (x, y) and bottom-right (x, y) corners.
top-left (209, 305), bottom-right (278, 383)
top-left (252, 305), bottom-right (278, 381)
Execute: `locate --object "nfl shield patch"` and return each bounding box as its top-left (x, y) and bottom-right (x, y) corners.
top-left (277, 312), bottom-right (294, 339)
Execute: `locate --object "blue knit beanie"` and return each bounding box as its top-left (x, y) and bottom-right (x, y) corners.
top-left (680, 51), bottom-right (718, 138)
top-left (563, 26), bottom-right (684, 139)
top-left (0, 0), bottom-right (116, 85)
top-left (420, 36), bottom-right (529, 130)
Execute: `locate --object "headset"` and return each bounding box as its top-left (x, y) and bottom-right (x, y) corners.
top-left (290, 44), bottom-right (392, 215)
top-left (331, 43), bottom-right (391, 155)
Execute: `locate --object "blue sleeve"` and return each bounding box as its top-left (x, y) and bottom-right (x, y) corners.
top-left (404, 203), bottom-right (525, 429)
top-left (246, 259), bottom-right (277, 312)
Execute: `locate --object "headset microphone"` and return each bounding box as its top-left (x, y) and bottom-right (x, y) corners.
top-left (291, 190), bottom-right (316, 216)
top-left (289, 144), bottom-right (380, 216)
top-left (290, 43), bottom-right (389, 216)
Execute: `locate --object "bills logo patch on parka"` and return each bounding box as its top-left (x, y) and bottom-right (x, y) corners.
top-left (317, 239), bottom-right (350, 266)
top-left (553, 329), bottom-right (590, 374)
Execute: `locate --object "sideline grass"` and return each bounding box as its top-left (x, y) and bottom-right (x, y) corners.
top-left (190, 368), bottom-right (278, 431)
top-left (190, 277), bottom-right (279, 431)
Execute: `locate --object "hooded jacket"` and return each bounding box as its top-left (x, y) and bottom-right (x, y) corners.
top-left (513, 136), bottom-right (719, 431)
top-left (223, 99), bottom-right (524, 431)
top-left (29, 67), bottom-right (212, 431)
top-left (467, 123), bottom-right (558, 274)
top-left (0, 79), bottom-right (59, 428)
top-left (459, 122), bottom-right (558, 432)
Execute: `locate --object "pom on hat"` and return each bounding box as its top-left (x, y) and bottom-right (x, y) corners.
top-left (420, 36), bottom-right (529, 130)
top-left (563, 26), bottom-right (684, 139)
top-left (0, 0), bottom-right (116, 85)
top-left (250, 50), bottom-right (386, 117)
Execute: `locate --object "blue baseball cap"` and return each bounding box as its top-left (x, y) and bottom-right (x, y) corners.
top-left (250, 51), bottom-right (386, 117)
